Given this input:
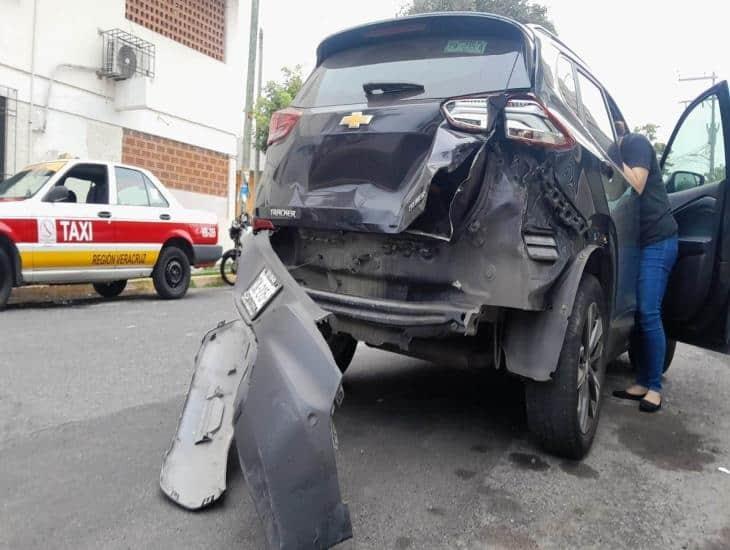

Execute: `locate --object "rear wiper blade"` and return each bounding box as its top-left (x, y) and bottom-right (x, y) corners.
top-left (363, 82), bottom-right (425, 96)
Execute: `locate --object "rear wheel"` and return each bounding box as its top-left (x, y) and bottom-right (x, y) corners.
top-left (153, 246), bottom-right (191, 300)
top-left (0, 248), bottom-right (12, 310)
top-left (326, 333), bottom-right (358, 374)
top-left (93, 280), bottom-right (127, 298)
top-left (525, 275), bottom-right (606, 459)
top-left (220, 249), bottom-right (238, 286)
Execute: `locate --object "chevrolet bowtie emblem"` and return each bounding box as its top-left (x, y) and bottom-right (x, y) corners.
top-left (340, 112), bottom-right (373, 129)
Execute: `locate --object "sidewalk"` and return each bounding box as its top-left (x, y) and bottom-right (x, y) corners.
top-left (8, 273), bottom-right (225, 305)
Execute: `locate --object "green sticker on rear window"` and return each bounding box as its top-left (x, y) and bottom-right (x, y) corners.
top-left (444, 40), bottom-right (488, 55)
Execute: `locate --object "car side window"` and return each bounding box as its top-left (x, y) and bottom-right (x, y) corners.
top-left (54, 164), bottom-right (109, 204)
top-left (116, 167), bottom-right (151, 207)
top-left (576, 71), bottom-right (616, 153)
top-left (663, 94), bottom-right (726, 194)
top-left (143, 174), bottom-right (169, 207)
top-left (556, 55), bottom-right (579, 114)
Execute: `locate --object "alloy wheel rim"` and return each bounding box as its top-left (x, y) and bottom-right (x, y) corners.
top-left (577, 302), bottom-right (603, 434)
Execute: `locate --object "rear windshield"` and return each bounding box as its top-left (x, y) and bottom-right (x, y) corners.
top-left (295, 34), bottom-right (530, 108)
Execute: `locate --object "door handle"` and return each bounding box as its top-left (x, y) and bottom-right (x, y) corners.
top-left (159, 213), bottom-right (171, 221)
top-left (98, 211), bottom-right (112, 219)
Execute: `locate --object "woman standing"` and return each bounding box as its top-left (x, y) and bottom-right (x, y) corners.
top-left (612, 130), bottom-right (679, 413)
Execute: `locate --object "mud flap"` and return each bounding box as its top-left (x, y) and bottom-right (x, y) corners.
top-left (160, 232), bottom-right (352, 549)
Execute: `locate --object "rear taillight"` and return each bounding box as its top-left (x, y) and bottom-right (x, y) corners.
top-left (252, 218), bottom-right (275, 232)
top-left (504, 96), bottom-right (574, 149)
top-left (267, 107), bottom-right (302, 146)
top-left (442, 97), bottom-right (489, 132)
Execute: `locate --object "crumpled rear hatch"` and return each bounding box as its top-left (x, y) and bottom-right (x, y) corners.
top-left (256, 14), bottom-right (532, 237)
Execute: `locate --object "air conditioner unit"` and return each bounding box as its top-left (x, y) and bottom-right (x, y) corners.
top-left (99, 29), bottom-right (155, 81)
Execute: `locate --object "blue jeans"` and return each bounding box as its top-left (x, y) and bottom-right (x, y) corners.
top-left (632, 235), bottom-right (679, 391)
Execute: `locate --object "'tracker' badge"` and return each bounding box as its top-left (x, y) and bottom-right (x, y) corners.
top-left (340, 112), bottom-right (373, 129)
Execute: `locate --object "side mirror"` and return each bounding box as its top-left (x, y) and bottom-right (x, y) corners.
top-left (43, 185), bottom-right (75, 203)
top-left (667, 171), bottom-right (705, 193)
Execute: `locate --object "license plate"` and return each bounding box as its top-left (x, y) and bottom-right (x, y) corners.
top-left (241, 268), bottom-right (282, 318)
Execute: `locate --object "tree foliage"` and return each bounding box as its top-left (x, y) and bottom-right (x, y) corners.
top-left (399, 0), bottom-right (556, 33)
top-left (254, 66), bottom-right (304, 153)
top-left (633, 123), bottom-right (666, 155)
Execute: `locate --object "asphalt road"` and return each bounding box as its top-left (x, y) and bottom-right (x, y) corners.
top-left (1, 288), bottom-right (729, 550)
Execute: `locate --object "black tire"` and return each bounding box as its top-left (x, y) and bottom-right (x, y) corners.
top-left (628, 332), bottom-right (676, 374)
top-left (0, 247), bottom-right (12, 310)
top-left (153, 246), bottom-right (191, 300)
top-left (93, 280), bottom-right (127, 298)
top-left (326, 332), bottom-right (358, 374)
top-left (220, 249), bottom-right (238, 286)
top-left (525, 275), bottom-right (607, 459)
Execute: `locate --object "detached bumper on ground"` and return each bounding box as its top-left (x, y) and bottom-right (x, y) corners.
top-left (160, 232), bottom-right (352, 549)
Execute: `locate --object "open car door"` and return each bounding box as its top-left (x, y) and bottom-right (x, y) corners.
top-left (662, 81), bottom-right (730, 351)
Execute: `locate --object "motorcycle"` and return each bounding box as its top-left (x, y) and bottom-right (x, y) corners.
top-left (220, 213), bottom-right (250, 286)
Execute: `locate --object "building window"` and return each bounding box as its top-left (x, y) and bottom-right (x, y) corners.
top-left (125, 0), bottom-right (226, 61)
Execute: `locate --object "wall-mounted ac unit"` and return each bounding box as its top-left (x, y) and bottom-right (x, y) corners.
top-left (99, 29), bottom-right (155, 81)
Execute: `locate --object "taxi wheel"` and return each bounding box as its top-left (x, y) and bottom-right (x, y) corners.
top-left (0, 247), bottom-right (12, 310)
top-left (153, 246), bottom-right (191, 300)
top-left (93, 280), bottom-right (127, 299)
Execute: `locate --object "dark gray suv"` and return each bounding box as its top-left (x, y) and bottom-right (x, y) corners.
top-left (162, 13), bottom-right (730, 549)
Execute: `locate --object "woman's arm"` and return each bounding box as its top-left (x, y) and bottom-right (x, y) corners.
top-left (621, 163), bottom-right (649, 195)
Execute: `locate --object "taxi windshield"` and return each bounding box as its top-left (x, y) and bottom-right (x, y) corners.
top-left (0, 165), bottom-right (60, 199)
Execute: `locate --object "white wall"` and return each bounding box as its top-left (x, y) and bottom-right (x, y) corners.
top-left (0, 0), bottom-right (249, 235)
top-left (0, 0), bottom-right (248, 164)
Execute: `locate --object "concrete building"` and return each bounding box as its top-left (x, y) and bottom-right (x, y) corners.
top-left (0, 0), bottom-right (251, 240)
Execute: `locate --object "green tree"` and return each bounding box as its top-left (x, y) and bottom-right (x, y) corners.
top-left (633, 123), bottom-right (666, 155)
top-left (399, 0), bottom-right (556, 33)
top-left (254, 66), bottom-right (304, 153)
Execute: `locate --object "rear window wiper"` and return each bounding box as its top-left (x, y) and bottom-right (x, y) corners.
top-left (363, 82), bottom-right (425, 96)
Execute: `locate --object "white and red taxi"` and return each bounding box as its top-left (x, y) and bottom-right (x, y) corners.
top-left (0, 159), bottom-right (221, 308)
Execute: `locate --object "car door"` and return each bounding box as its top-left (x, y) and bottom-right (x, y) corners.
top-left (31, 162), bottom-right (115, 283)
top-left (111, 166), bottom-right (172, 273)
top-left (662, 81), bottom-right (730, 351)
top-left (573, 67), bottom-right (641, 334)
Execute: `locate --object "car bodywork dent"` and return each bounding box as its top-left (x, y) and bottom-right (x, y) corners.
top-left (268, 146), bottom-right (598, 372)
top-left (161, 232), bottom-right (352, 549)
top-left (257, 99), bottom-right (507, 236)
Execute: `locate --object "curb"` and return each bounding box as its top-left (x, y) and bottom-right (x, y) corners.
top-left (9, 274), bottom-right (226, 304)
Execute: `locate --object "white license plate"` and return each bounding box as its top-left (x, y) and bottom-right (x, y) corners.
top-left (241, 268), bottom-right (282, 318)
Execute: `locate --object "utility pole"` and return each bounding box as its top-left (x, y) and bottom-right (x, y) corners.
top-left (678, 72), bottom-right (719, 176)
top-left (254, 28), bottom-right (264, 179)
top-left (240, 0), bottom-right (260, 175)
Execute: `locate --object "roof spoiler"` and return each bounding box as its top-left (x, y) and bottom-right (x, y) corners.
top-left (316, 12), bottom-right (533, 66)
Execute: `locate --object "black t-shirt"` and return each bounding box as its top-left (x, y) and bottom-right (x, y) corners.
top-left (620, 133), bottom-right (678, 246)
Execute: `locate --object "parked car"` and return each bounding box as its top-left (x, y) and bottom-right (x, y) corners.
top-left (0, 159), bottom-right (221, 307)
top-left (256, 13), bottom-right (730, 457)
top-left (162, 13), bottom-right (730, 547)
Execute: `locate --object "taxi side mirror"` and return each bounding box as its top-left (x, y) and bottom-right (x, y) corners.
top-left (44, 185), bottom-right (75, 203)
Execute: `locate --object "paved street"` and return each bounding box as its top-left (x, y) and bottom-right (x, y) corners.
top-left (1, 288), bottom-right (729, 550)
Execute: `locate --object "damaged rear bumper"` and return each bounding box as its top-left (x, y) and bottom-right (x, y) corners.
top-left (160, 232), bottom-right (352, 549)
top-left (306, 287), bottom-right (482, 333)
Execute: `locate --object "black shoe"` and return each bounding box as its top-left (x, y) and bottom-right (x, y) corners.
top-left (612, 389), bottom-right (647, 401)
top-left (639, 398), bottom-right (662, 413)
